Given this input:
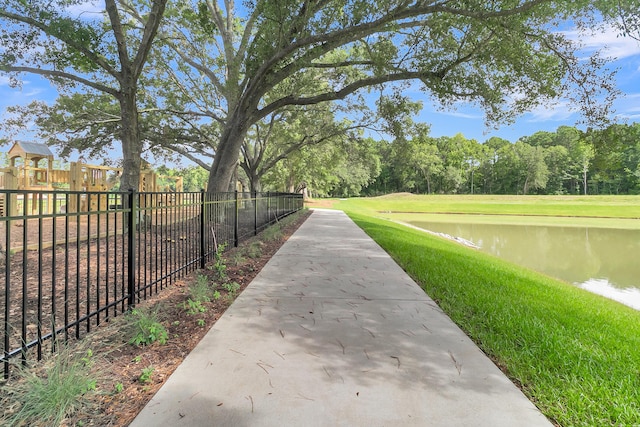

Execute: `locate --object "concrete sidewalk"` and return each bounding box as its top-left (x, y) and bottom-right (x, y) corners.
top-left (130, 209), bottom-right (551, 427)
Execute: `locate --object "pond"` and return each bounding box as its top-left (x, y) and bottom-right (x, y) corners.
top-left (408, 219), bottom-right (640, 311)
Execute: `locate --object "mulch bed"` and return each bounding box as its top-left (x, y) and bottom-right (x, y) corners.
top-left (4, 210), bottom-right (310, 427)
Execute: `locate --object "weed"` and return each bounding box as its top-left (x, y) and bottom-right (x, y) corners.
top-left (114, 382), bottom-right (124, 393)
top-left (138, 366), bottom-right (154, 384)
top-left (184, 298), bottom-right (207, 315)
top-left (212, 290), bottom-right (221, 300)
top-left (213, 244), bottom-right (228, 281)
top-left (132, 355), bottom-right (142, 364)
top-left (222, 281), bottom-right (240, 296)
top-left (197, 319), bottom-right (206, 327)
top-left (220, 282), bottom-right (240, 304)
top-left (0, 345), bottom-right (99, 426)
top-left (128, 308), bottom-right (168, 346)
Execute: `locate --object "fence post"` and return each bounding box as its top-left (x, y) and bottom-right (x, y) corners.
top-left (3, 192), bottom-right (10, 379)
top-left (127, 189), bottom-right (137, 308)
top-left (200, 189), bottom-right (206, 269)
top-left (267, 192), bottom-right (271, 224)
top-left (253, 191), bottom-right (258, 236)
top-left (234, 190), bottom-right (239, 247)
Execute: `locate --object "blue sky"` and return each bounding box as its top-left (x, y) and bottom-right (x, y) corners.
top-left (1, 14), bottom-right (639, 162)
top-left (420, 24), bottom-right (640, 142)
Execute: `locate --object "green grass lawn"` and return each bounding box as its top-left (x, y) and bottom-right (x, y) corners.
top-left (335, 195), bottom-right (640, 426)
top-left (334, 194), bottom-right (640, 221)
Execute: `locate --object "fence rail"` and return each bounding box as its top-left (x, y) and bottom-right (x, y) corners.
top-left (1, 189), bottom-right (303, 378)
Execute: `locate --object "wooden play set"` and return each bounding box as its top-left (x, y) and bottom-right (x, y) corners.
top-left (0, 142), bottom-right (183, 217)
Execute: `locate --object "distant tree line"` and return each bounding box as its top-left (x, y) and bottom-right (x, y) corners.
top-left (362, 123), bottom-right (640, 196)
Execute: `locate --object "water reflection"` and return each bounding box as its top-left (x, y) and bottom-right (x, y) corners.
top-left (410, 221), bottom-right (640, 310)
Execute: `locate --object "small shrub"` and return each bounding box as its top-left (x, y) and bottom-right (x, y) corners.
top-left (138, 366), bottom-right (154, 384)
top-left (189, 274), bottom-right (212, 304)
top-left (128, 308), bottom-right (168, 347)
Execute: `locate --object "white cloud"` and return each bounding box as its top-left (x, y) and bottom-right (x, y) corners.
top-left (437, 110), bottom-right (483, 120)
top-left (562, 24), bottom-right (640, 60)
top-left (526, 101), bottom-right (575, 122)
top-left (66, 1), bottom-right (103, 20)
top-left (22, 88), bottom-right (44, 97)
top-left (611, 93), bottom-right (640, 121)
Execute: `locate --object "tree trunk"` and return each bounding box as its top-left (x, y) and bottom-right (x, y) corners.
top-left (239, 161), bottom-right (263, 194)
top-left (207, 114), bottom-right (249, 195)
top-left (250, 175), bottom-right (262, 194)
top-left (118, 91), bottom-right (142, 192)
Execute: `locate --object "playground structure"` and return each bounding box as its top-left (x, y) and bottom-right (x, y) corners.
top-left (0, 142), bottom-right (183, 216)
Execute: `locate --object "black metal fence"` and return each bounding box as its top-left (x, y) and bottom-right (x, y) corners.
top-left (1, 189), bottom-right (303, 378)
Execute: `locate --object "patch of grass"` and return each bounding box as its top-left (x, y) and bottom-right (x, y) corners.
top-left (229, 251), bottom-right (247, 266)
top-left (261, 223), bottom-right (283, 241)
top-left (128, 308), bottom-right (168, 347)
top-left (347, 211), bottom-right (640, 426)
top-left (0, 345), bottom-right (99, 426)
top-left (246, 241), bottom-right (263, 258)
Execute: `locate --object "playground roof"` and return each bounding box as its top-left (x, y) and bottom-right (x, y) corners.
top-left (9, 141), bottom-right (54, 158)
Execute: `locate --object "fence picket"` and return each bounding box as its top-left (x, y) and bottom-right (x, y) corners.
top-left (0, 189), bottom-right (302, 379)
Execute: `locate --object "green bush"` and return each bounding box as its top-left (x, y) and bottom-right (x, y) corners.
top-left (128, 308), bottom-right (168, 346)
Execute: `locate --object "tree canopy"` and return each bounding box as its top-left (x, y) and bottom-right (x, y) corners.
top-left (2, 0), bottom-right (639, 194)
top-left (153, 0), bottom-right (629, 193)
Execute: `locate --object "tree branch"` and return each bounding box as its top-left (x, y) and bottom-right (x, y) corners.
top-left (0, 65), bottom-right (119, 96)
top-left (131, 0), bottom-right (168, 80)
top-left (256, 70), bottom-right (439, 121)
top-left (0, 9), bottom-right (118, 78)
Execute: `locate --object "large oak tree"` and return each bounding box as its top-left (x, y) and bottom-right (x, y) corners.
top-left (156, 0), bottom-right (631, 194)
top-left (0, 0), bottom-right (167, 190)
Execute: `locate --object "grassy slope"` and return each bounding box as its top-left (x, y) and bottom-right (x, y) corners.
top-left (335, 196), bottom-right (640, 425)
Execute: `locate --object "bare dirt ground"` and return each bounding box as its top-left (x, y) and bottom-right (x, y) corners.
top-left (2, 210), bottom-right (311, 427)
